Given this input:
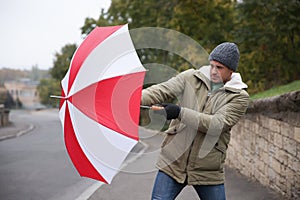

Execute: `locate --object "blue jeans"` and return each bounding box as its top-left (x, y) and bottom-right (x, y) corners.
top-left (151, 171), bottom-right (226, 200)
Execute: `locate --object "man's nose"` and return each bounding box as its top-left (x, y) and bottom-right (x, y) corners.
top-left (211, 66), bottom-right (218, 74)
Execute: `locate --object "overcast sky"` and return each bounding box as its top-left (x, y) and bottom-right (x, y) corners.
top-left (0, 0), bottom-right (111, 70)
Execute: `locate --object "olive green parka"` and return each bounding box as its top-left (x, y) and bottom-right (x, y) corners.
top-left (141, 65), bottom-right (249, 185)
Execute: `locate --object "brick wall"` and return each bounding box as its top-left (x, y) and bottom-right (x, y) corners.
top-left (226, 114), bottom-right (300, 199)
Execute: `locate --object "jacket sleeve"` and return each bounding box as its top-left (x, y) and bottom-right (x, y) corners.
top-left (141, 69), bottom-right (193, 105)
top-left (179, 90), bottom-right (249, 135)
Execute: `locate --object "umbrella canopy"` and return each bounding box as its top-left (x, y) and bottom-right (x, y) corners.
top-left (58, 24), bottom-right (146, 184)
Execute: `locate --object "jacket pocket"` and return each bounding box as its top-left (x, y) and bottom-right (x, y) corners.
top-left (165, 120), bottom-right (186, 135)
top-left (194, 146), bottom-right (226, 171)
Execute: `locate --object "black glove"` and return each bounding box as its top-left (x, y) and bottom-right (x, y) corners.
top-left (154, 103), bottom-right (181, 120)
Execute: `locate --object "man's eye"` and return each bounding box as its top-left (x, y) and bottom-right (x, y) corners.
top-left (216, 65), bottom-right (223, 69)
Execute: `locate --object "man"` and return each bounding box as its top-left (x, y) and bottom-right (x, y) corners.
top-left (141, 42), bottom-right (249, 200)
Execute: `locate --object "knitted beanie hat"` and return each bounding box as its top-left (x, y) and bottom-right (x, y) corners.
top-left (209, 42), bottom-right (240, 71)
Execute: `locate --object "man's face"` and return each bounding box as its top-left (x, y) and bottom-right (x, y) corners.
top-left (210, 60), bottom-right (233, 83)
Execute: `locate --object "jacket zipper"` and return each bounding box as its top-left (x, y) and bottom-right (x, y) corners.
top-left (185, 90), bottom-right (211, 183)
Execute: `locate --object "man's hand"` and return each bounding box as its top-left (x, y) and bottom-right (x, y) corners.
top-left (153, 103), bottom-right (181, 120)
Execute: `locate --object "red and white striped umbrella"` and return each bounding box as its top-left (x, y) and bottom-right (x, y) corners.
top-left (57, 24), bottom-right (146, 184)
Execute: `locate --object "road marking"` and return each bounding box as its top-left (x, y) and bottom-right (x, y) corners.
top-left (75, 182), bottom-right (104, 200)
top-left (76, 141), bottom-right (149, 200)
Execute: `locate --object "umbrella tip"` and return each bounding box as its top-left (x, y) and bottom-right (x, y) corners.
top-left (50, 95), bottom-right (65, 99)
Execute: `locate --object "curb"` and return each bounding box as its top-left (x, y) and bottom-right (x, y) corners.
top-left (0, 123), bottom-right (35, 141)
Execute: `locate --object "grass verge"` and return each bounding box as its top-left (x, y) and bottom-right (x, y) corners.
top-left (250, 80), bottom-right (300, 100)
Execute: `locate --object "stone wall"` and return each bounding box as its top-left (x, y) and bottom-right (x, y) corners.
top-left (226, 91), bottom-right (300, 199)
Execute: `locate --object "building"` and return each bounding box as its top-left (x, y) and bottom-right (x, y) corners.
top-left (4, 79), bottom-right (44, 109)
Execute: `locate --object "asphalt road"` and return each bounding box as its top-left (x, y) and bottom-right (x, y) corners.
top-left (0, 109), bottom-right (96, 200)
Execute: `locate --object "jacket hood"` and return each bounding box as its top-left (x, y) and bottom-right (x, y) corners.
top-left (196, 65), bottom-right (248, 91)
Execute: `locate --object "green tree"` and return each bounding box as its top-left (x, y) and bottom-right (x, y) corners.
top-left (37, 79), bottom-right (61, 107)
top-left (50, 44), bottom-right (77, 80)
top-left (38, 43), bottom-right (77, 107)
top-left (235, 0), bottom-right (300, 93)
top-left (79, 0), bottom-right (300, 95)
top-left (82, 0), bottom-right (236, 45)
top-left (81, 0), bottom-right (236, 72)
top-left (81, 9), bottom-right (113, 38)
top-left (169, 0), bottom-right (237, 50)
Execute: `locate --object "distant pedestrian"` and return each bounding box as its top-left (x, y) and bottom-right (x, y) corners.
top-left (142, 42), bottom-right (250, 200)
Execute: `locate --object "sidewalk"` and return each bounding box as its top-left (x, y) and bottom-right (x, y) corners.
top-left (0, 110), bottom-right (34, 141)
top-left (88, 129), bottom-right (284, 200)
top-left (89, 167), bottom-right (283, 200)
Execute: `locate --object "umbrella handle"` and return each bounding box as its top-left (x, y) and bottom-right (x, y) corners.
top-left (140, 105), bottom-right (164, 110)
